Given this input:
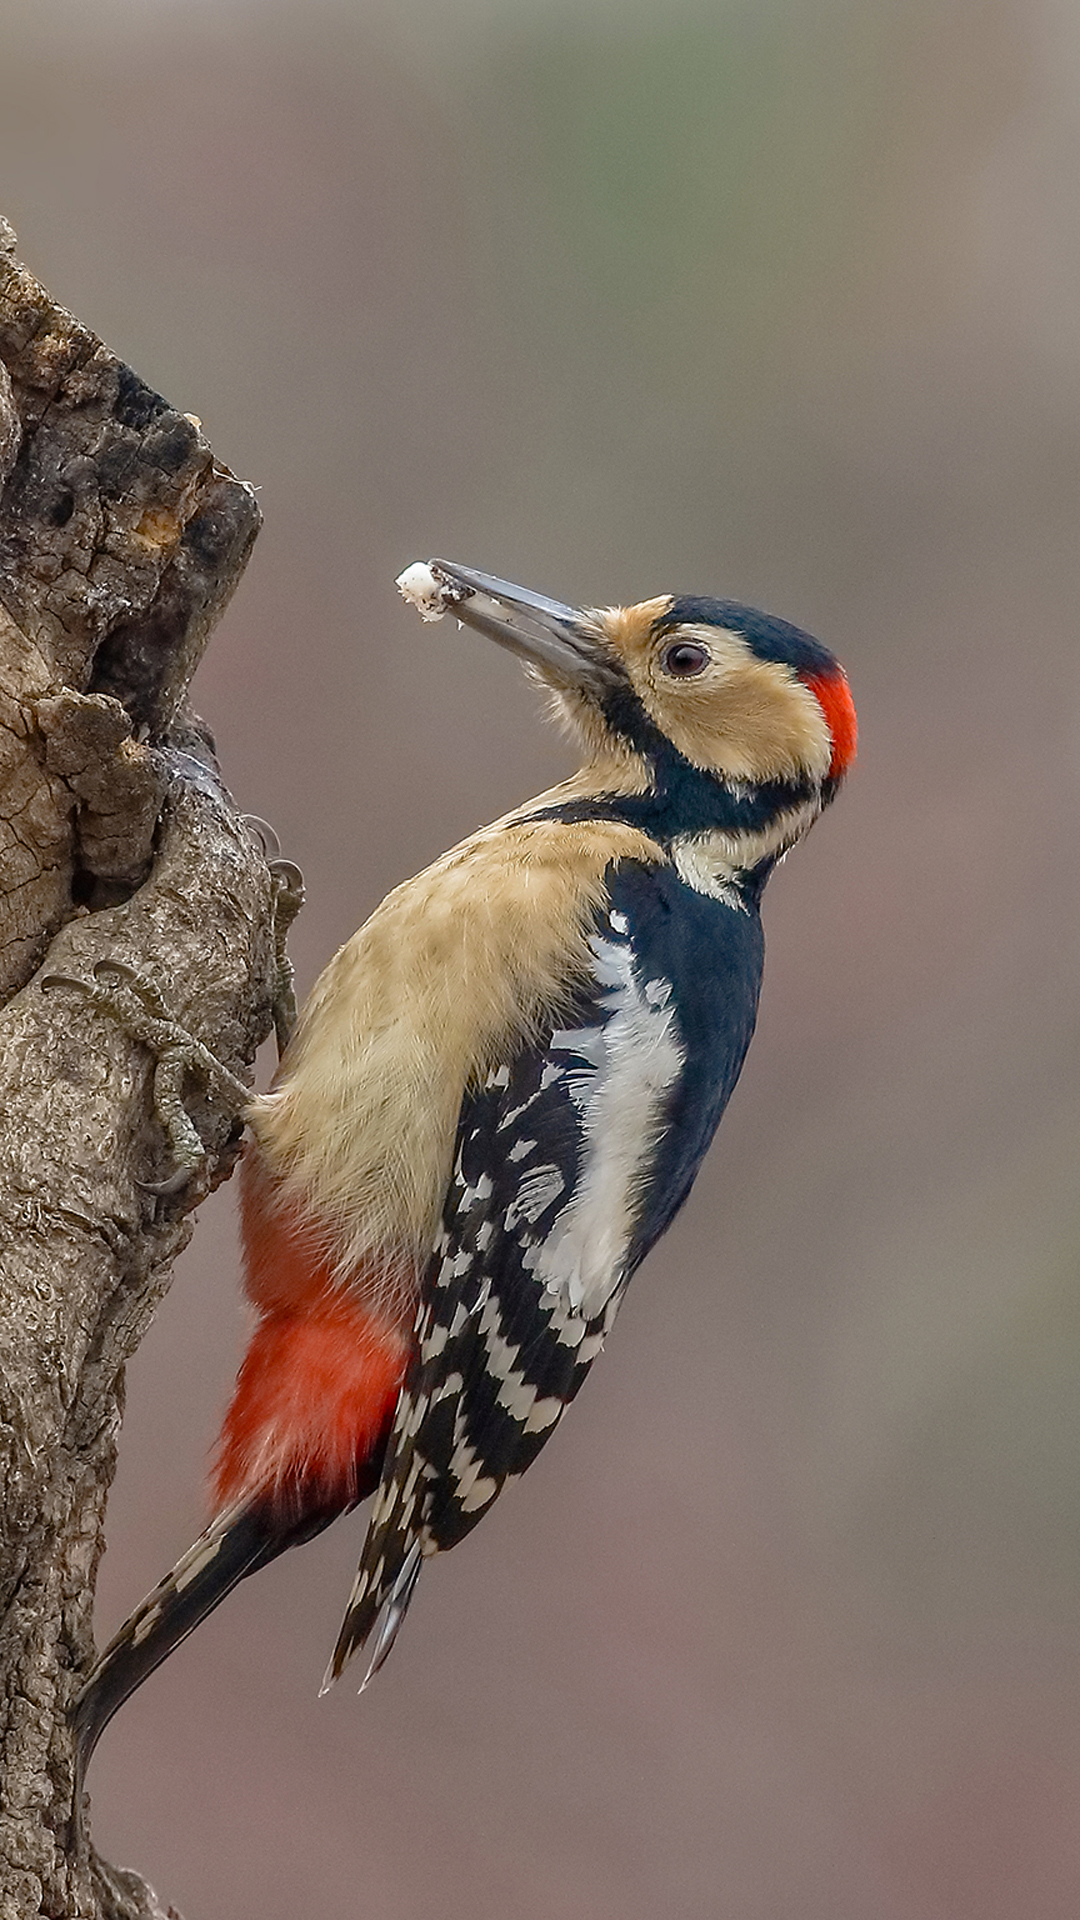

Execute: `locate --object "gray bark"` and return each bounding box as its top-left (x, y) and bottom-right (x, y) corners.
top-left (0, 217), bottom-right (279, 1920)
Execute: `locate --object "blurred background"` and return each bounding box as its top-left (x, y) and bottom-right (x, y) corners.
top-left (5, 1), bottom-right (1080, 1914)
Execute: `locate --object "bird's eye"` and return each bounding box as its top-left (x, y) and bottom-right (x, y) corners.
top-left (660, 640), bottom-right (710, 678)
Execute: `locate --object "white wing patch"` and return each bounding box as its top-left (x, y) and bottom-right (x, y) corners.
top-left (527, 931), bottom-right (684, 1317)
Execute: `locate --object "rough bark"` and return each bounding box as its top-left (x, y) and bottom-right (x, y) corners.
top-left (0, 218), bottom-right (279, 1920)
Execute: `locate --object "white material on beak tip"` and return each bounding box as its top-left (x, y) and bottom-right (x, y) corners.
top-left (396, 560), bottom-right (469, 623)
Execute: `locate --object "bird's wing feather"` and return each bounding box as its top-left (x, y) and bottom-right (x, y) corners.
top-left (327, 860), bottom-right (764, 1684)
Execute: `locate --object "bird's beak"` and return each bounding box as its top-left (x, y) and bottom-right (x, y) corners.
top-left (430, 560), bottom-right (624, 693)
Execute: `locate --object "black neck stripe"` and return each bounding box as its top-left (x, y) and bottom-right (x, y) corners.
top-left (529, 740), bottom-right (813, 847)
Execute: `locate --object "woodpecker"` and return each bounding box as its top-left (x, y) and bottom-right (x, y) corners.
top-left (73, 559), bottom-right (856, 1775)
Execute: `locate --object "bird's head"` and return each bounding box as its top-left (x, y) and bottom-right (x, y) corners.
top-left (421, 561), bottom-right (856, 811)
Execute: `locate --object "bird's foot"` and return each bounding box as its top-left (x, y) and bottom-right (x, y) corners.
top-left (42, 959), bottom-right (250, 1194)
top-left (241, 815), bottom-right (305, 1057)
top-left (269, 857), bottom-right (304, 1056)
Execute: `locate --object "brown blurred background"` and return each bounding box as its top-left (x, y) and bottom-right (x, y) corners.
top-left (5, 1), bottom-right (1080, 1914)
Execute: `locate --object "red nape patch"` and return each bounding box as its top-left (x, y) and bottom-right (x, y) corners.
top-left (804, 665), bottom-right (857, 780)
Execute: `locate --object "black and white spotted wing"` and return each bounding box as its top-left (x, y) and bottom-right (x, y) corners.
top-left (327, 858), bottom-right (764, 1685)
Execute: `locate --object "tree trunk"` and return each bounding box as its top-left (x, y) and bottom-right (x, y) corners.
top-left (0, 217), bottom-right (278, 1920)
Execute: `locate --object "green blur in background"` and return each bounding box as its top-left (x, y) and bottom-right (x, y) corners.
top-left (3, 2), bottom-right (1080, 1916)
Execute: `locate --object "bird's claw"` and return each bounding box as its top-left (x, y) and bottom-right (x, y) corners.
top-left (135, 1167), bottom-right (198, 1199)
top-left (241, 813), bottom-right (282, 860)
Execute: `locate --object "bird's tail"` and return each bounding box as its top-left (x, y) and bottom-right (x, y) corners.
top-left (71, 1499), bottom-right (330, 1788)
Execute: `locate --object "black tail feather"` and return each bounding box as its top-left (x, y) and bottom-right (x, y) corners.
top-left (72, 1500), bottom-right (333, 1786)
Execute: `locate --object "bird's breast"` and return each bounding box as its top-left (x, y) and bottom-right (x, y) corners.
top-left (245, 812), bottom-right (665, 1288)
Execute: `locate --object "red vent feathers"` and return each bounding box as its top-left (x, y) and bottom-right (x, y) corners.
top-left (213, 1154), bottom-right (411, 1518)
